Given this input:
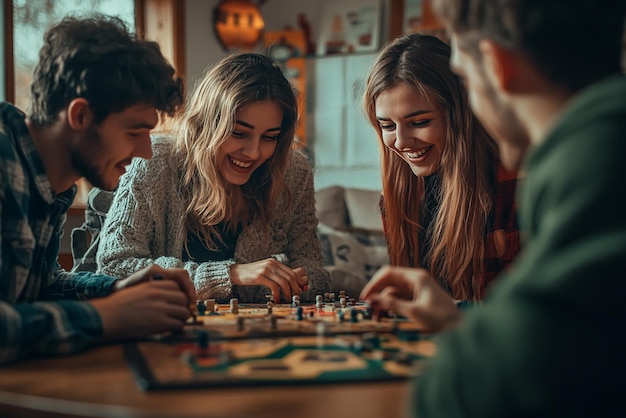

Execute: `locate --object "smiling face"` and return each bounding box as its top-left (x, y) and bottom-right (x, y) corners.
top-left (217, 100), bottom-right (283, 186)
top-left (375, 82), bottom-right (447, 177)
top-left (71, 103), bottom-right (157, 190)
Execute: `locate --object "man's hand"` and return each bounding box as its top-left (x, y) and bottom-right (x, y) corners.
top-left (111, 264), bottom-right (195, 302)
top-left (230, 259), bottom-right (308, 303)
top-left (360, 265), bottom-right (460, 332)
top-left (93, 265), bottom-right (196, 340)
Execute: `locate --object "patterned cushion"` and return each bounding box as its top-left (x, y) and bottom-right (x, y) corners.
top-left (318, 223), bottom-right (388, 295)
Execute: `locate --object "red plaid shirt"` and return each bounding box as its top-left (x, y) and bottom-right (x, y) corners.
top-left (481, 165), bottom-right (520, 297)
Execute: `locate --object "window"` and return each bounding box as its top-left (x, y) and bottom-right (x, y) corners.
top-left (9, 0), bottom-right (136, 110)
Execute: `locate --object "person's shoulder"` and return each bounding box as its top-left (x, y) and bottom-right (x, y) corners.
top-left (287, 147), bottom-right (314, 172)
top-left (150, 134), bottom-right (177, 159)
top-left (0, 106), bottom-right (26, 180)
top-left (122, 134), bottom-right (178, 188)
top-left (0, 103), bottom-right (23, 156)
top-left (531, 75), bottom-right (626, 170)
top-left (131, 135), bottom-right (176, 170)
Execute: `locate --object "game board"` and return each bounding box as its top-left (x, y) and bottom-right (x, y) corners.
top-left (124, 301), bottom-right (436, 390)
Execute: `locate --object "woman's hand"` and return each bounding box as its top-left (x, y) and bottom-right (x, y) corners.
top-left (230, 259), bottom-right (308, 303)
top-left (360, 265), bottom-right (460, 332)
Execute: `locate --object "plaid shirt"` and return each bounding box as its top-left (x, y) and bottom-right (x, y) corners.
top-left (481, 165), bottom-right (520, 297)
top-left (0, 102), bottom-right (118, 364)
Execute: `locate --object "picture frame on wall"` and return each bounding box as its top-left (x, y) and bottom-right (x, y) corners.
top-left (316, 0), bottom-right (382, 56)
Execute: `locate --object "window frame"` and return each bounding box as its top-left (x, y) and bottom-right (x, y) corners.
top-left (2, 0), bottom-right (185, 105)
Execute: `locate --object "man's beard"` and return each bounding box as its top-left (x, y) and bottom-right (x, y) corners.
top-left (70, 126), bottom-right (112, 191)
top-left (71, 152), bottom-right (110, 190)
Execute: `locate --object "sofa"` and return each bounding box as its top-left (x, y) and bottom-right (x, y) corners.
top-left (314, 186), bottom-right (389, 297)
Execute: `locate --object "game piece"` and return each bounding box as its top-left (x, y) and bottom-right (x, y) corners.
top-left (230, 298), bottom-right (239, 314)
top-left (292, 294), bottom-right (300, 308)
top-left (324, 292), bottom-right (330, 302)
top-left (316, 321), bottom-right (327, 336)
top-left (350, 307), bottom-right (359, 323)
top-left (187, 303), bottom-right (201, 325)
top-left (340, 297), bottom-right (347, 308)
top-left (315, 294), bottom-right (323, 310)
top-left (339, 290), bottom-right (346, 298)
top-left (329, 292), bottom-right (335, 302)
top-left (197, 329), bottom-right (209, 357)
top-left (295, 306), bottom-right (304, 321)
top-left (196, 301), bottom-right (207, 316)
top-left (349, 298), bottom-right (356, 306)
top-left (337, 309), bottom-right (345, 323)
top-left (361, 301), bottom-right (372, 319)
top-left (204, 299), bottom-right (216, 314)
top-left (266, 301), bottom-right (273, 315)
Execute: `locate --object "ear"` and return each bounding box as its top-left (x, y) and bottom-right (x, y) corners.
top-left (66, 98), bottom-right (94, 131)
top-left (478, 39), bottom-right (518, 93)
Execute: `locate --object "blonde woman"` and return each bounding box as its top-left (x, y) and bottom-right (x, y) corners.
top-left (96, 53), bottom-right (330, 303)
top-left (362, 34), bottom-right (520, 306)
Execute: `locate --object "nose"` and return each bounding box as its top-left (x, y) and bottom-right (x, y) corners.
top-left (241, 136), bottom-right (261, 160)
top-left (394, 125), bottom-right (413, 150)
top-left (134, 132), bottom-right (153, 160)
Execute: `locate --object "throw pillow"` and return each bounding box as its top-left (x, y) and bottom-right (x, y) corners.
top-left (315, 186), bottom-right (349, 229)
top-left (318, 223), bottom-right (389, 295)
top-left (344, 188), bottom-right (383, 231)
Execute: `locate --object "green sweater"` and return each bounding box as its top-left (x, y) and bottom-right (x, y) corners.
top-left (414, 74), bottom-right (626, 417)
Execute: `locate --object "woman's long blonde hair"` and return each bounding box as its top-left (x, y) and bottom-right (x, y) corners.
top-left (363, 34), bottom-right (499, 300)
top-left (174, 53), bottom-right (297, 249)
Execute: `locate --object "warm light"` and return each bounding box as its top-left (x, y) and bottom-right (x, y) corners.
top-left (214, 0), bottom-right (265, 51)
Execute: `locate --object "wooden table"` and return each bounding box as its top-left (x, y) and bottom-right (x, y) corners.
top-left (0, 344), bottom-right (414, 418)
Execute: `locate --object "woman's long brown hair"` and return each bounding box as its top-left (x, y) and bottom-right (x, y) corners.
top-left (363, 34), bottom-right (499, 300)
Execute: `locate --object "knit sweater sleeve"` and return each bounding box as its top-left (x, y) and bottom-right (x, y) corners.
top-left (95, 138), bottom-right (234, 301)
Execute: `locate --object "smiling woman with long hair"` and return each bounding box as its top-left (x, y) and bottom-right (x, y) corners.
top-left (363, 34), bottom-right (520, 301)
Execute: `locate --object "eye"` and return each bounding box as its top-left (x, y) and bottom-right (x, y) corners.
top-left (262, 134), bottom-right (279, 141)
top-left (231, 131), bottom-right (245, 138)
top-left (411, 119), bottom-right (432, 128)
top-left (379, 123), bottom-right (395, 131)
top-left (128, 130), bottom-right (147, 138)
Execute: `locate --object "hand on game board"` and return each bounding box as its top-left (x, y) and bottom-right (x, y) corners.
top-left (360, 266), bottom-right (460, 332)
top-left (229, 259), bottom-right (309, 303)
top-left (110, 264), bottom-right (196, 303)
top-left (91, 276), bottom-right (193, 340)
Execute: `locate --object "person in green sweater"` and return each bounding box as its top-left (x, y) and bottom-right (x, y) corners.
top-left (360, 0), bottom-right (626, 416)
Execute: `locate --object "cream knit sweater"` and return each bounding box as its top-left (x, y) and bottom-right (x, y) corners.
top-left (96, 136), bottom-right (330, 303)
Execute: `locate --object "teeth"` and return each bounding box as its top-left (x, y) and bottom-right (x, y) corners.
top-left (406, 147), bottom-right (430, 159)
top-left (229, 156), bottom-right (253, 168)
